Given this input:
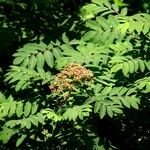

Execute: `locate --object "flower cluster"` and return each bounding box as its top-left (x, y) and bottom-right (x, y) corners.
top-left (49, 64), bottom-right (93, 95)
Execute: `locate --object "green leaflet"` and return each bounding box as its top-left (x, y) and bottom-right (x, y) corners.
top-left (61, 44), bottom-right (74, 51)
top-left (138, 59), bottom-right (145, 72)
top-left (101, 86), bottom-right (112, 95)
top-left (120, 8), bottom-right (128, 16)
top-left (22, 57), bottom-right (29, 67)
top-left (28, 55), bottom-right (36, 69)
top-left (128, 60), bottom-right (135, 73)
top-left (111, 107), bottom-right (123, 114)
top-left (36, 52), bottom-right (45, 68)
top-left (24, 102), bottom-right (32, 117)
top-left (7, 101), bottom-right (16, 117)
top-left (86, 20), bottom-right (101, 30)
top-left (13, 57), bottom-right (24, 65)
top-left (62, 32), bottom-right (69, 43)
top-left (16, 134), bottom-right (27, 147)
top-left (129, 98), bottom-right (139, 109)
top-left (82, 31), bottom-right (96, 41)
top-left (16, 102), bottom-right (23, 118)
top-left (122, 62), bottom-right (129, 76)
top-left (94, 84), bottom-right (102, 94)
top-left (133, 59), bottom-right (139, 72)
top-left (31, 102), bottom-right (38, 115)
top-left (107, 106), bottom-right (113, 118)
top-left (99, 105), bottom-right (106, 119)
top-left (52, 47), bottom-right (62, 59)
top-left (44, 50), bottom-right (54, 68)
top-left (121, 99), bottom-right (130, 108)
top-left (94, 101), bottom-right (101, 113)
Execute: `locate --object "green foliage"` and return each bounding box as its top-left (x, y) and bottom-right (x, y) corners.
top-left (0, 0), bottom-right (150, 149)
top-left (63, 104), bottom-right (92, 121)
top-left (0, 92), bottom-right (45, 146)
top-left (12, 42), bottom-right (55, 69)
top-left (5, 66), bottom-right (52, 91)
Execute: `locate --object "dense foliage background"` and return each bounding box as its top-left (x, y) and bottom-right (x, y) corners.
top-left (0, 0), bottom-right (150, 150)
